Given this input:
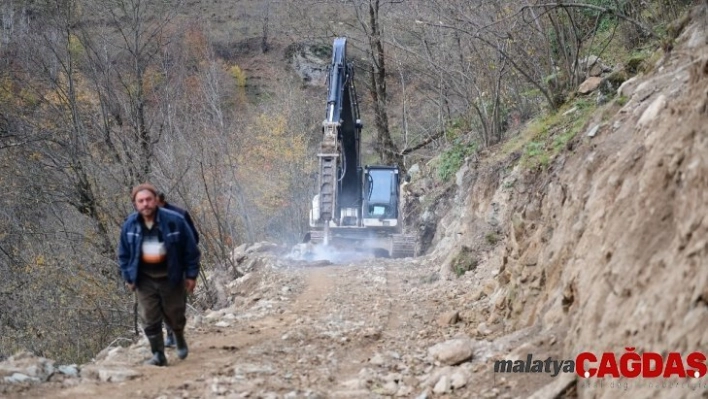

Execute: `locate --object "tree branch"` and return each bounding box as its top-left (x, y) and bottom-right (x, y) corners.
top-left (521, 3), bottom-right (657, 39)
top-left (401, 130), bottom-right (445, 156)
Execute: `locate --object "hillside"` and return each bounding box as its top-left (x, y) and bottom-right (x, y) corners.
top-left (4, 0), bottom-right (702, 366)
top-left (2, 4), bottom-right (706, 399)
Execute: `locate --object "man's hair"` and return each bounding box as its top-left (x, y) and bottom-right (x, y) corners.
top-left (157, 192), bottom-right (166, 202)
top-left (131, 183), bottom-right (158, 202)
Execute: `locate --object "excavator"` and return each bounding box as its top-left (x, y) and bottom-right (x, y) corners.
top-left (304, 37), bottom-right (416, 259)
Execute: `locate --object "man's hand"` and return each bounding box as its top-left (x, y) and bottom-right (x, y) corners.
top-left (185, 278), bottom-right (196, 294)
top-left (126, 282), bottom-right (135, 292)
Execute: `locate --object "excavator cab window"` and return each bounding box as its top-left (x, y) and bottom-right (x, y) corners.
top-left (367, 170), bottom-right (392, 203)
top-left (364, 168), bottom-right (398, 219)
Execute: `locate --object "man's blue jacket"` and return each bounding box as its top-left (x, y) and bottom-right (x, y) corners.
top-left (118, 207), bottom-right (201, 287)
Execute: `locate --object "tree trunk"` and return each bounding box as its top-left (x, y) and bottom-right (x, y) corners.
top-left (366, 0), bottom-right (405, 173)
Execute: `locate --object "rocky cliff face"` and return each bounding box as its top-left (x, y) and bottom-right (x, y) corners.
top-left (407, 6), bottom-right (707, 397)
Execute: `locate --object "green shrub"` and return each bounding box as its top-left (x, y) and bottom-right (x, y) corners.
top-left (485, 232), bottom-right (499, 245)
top-left (451, 246), bottom-right (478, 277)
top-left (437, 141), bottom-right (478, 182)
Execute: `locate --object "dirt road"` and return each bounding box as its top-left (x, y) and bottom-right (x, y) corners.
top-left (6, 254), bottom-right (565, 399)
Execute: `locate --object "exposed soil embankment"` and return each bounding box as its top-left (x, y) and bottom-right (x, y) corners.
top-left (411, 8), bottom-right (707, 398)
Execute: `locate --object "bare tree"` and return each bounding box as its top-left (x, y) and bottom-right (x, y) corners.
top-left (261, 0), bottom-right (271, 53)
top-left (352, 0), bottom-right (405, 170)
top-left (0, 0), bottom-right (133, 362)
top-left (79, 0), bottom-right (180, 184)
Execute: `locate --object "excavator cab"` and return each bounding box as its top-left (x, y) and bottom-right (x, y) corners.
top-left (363, 166), bottom-right (399, 222)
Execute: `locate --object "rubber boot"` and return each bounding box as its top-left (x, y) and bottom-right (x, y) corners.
top-left (164, 328), bottom-right (176, 348)
top-left (146, 334), bottom-right (167, 366)
top-left (174, 330), bottom-right (189, 360)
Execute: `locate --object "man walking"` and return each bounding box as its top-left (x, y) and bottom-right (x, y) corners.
top-left (156, 191), bottom-right (200, 348)
top-left (157, 192), bottom-right (199, 244)
top-left (118, 183), bottom-right (200, 366)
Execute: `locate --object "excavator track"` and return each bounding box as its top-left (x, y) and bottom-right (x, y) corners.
top-left (390, 233), bottom-right (417, 259)
top-left (308, 230), bottom-right (416, 259)
top-left (309, 230), bottom-right (326, 245)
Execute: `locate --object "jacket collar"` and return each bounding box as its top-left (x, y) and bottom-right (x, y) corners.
top-left (137, 208), bottom-right (162, 226)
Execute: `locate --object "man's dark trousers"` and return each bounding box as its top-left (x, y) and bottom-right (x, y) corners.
top-left (137, 276), bottom-right (187, 337)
